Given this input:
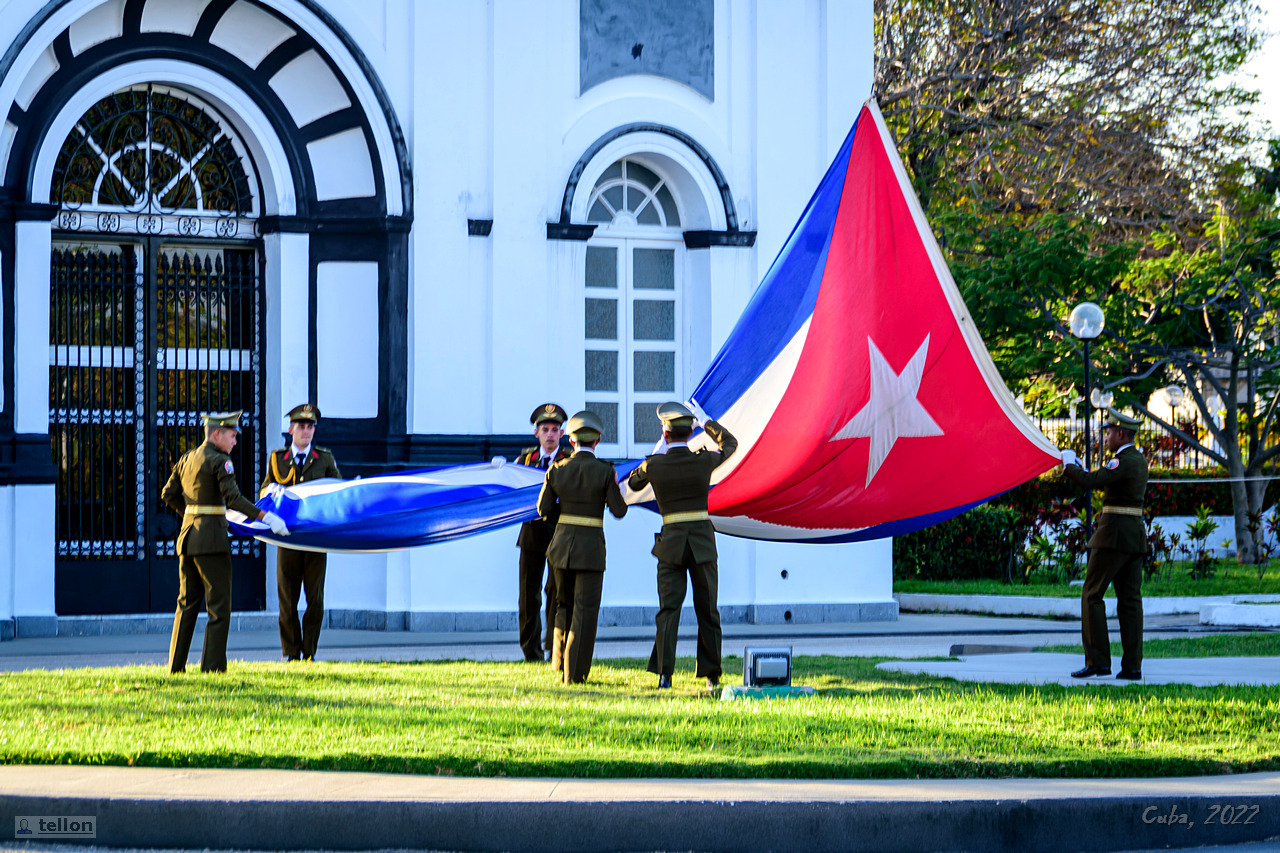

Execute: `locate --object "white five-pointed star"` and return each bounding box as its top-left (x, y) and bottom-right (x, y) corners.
top-left (831, 335), bottom-right (944, 486)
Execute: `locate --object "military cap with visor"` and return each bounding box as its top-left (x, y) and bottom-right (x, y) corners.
top-left (530, 403), bottom-right (568, 426)
top-left (565, 410), bottom-right (604, 443)
top-left (287, 403), bottom-right (320, 423)
top-left (656, 401), bottom-right (696, 429)
top-left (1102, 409), bottom-right (1142, 431)
top-left (202, 410), bottom-right (243, 431)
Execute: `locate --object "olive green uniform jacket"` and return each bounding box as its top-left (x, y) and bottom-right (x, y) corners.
top-left (162, 442), bottom-right (260, 555)
top-left (260, 445), bottom-right (341, 493)
top-left (1064, 446), bottom-right (1149, 554)
top-left (537, 451), bottom-right (628, 571)
top-left (514, 445), bottom-right (572, 550)
top-left (626, 420), bottom-right (738, 562)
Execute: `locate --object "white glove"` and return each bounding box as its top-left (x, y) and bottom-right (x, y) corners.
top-left (262, 511), bottom-right (290, 536)
top-left (686, 398), bottom-right (710, 423)
top-left (1060, 449), bottom-right (1080, 467)
top-left (490, 455), bottom-right (507, 468)
top-left (264, 483), bottom-right (285, 499)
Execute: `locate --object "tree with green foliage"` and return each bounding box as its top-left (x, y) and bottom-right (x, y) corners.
top-left (875, 0), bottom-right (1262, 240)
top-left (875, 0), bottom-right (1278, 563)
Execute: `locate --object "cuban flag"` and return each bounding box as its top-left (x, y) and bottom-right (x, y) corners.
top-left (684, 100), bottom-right (1061, 542)
top-left (234, 100), bottom-right (1058, 551)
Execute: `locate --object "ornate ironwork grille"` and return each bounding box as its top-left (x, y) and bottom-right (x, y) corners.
top-left (53, 85), bottom-right (257, 239)
top-left (49, 86), bottom-right (265, 615)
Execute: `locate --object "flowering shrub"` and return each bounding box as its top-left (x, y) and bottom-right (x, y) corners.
top-left (893, 505), bottom-right (1027, 581)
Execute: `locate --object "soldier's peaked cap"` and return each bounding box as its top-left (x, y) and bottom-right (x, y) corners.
top-left (657, 401), bottom-right (695, 429)
top-left (287, 403), bottom-right (320, 423)
top-left (530, 403), bottom-right (568, 426)
top-left (565, 410), bottom-right (603, 442)
top-left (1103, 409), bottom-right (1142, 430)
top-left (203, 410), bottom-right (243, 431)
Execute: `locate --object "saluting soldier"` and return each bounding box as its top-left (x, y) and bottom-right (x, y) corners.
top-left (260, 403), bottom-right (341, 662)
top-left (627, 403), bottom-right (737, 690)
top-left (1062, 409), bottom-right (1149, 681)
top-left (537, 410), bottom-right (627, 684)
top-left (514, 403), bottom-right (571, 662)
top-left (163, 411), bottom-right (289, 673)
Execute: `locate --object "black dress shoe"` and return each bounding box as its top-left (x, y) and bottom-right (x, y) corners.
top-left (1116, 670), bottom-right (1143, 681)
top-left (657, 674), bottom-right (672, 689)
top-left (1071, 665), bottom-right (1111, 678)
top-left (705, 677), bottom-right (720, 689)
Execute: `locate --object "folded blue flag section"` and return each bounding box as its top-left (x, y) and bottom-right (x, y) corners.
top-left (229, 462), bottom-right (548, 553)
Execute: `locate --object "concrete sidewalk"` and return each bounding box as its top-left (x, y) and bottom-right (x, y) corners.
top-left (0, 611), bottom-right (1222, 672)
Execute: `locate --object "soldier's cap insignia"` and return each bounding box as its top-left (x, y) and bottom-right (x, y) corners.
top-left (530, 403), bottom-right (568, 425)
top-left (287, 403), bottom-right (320, 423)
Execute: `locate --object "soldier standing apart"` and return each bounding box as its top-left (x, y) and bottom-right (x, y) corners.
top-left (537, 411), bottom-right (627, 684)
top-left (163, 411), bottom-right (289, 673)
top-left (261, 403), bottom-right (341, 662)
top-left (514, 403), bottom-right (570, 662)
top-left (1061, 409), bottom-right (1149, 681)
top-left (627, 403), bottom-right (737, 690)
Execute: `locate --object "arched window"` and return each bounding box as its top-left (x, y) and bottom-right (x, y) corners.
top-left (584, 157), bottom-right (683, 458)
top-left (586, 159), bottom-right (680, 227)
top-left (52, 84), bottom-right (257, 237)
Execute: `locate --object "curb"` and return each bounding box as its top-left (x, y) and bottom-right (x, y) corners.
top-left (4, 767), bottom-right (1280, 852)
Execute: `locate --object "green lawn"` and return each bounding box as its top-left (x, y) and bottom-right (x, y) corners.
top-left (3, 652), bottom-right (1279, 779)
top-left (895, 559), bottom-right (1280, 598)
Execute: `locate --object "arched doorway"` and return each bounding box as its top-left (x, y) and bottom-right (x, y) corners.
top-left (48, 84), bottom-right (265, 614)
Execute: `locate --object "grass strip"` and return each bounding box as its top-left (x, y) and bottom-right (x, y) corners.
top-left (2, 654), bottom-right (1279, 779)
top-left (1038, 631), bottom-right (1280, 659)
top-left (895, 561), bottom-right (1280, 598)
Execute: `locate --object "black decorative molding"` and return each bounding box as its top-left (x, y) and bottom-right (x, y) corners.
top-left (556, 122), bottom-right (742, 236)
top-left (0, 0), bottom-right (412, 219)
top-left (259, 214), bottom-right (412, 235)
top-left (546, 222), bottom-right (598, 241)
top-left (314, 432), bottom-right (534, 477)
top-left (683, 229), bottom-right (756, 249)
top-left (0, 432), bottom-right (56, 485)
top-left (467, 218), bottom-right (492, 237)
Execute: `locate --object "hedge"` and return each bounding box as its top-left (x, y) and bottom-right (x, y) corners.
top-left (893, 505), bottom-right (1027, 581)
top-left (990, 467), bottom-right (1277, 520)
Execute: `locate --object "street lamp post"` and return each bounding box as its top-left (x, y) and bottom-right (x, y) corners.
top-left (1164, 384), bottom-right (1184, 466)
top-left (1069, 302), bottom-right (1106, 541)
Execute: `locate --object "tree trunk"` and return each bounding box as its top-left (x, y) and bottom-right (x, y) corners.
top-left (1229, 459), bottom-right (1258, 564)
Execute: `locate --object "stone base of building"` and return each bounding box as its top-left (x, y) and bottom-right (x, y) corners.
top-left (3, 601), bottom-right (898, 640)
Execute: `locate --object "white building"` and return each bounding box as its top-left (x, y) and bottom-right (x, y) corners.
top-left (0, 0), bottom-right (892, 640)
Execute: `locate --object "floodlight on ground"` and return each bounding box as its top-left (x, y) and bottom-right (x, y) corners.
top-left (744, 646), bottom-right (792, 687)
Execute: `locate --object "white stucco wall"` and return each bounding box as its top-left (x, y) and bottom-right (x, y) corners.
top-left (0, 0), bottom-right (890, 626)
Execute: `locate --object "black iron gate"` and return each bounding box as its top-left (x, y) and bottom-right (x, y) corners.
top-left (50, 238), bottom-right (266, 615)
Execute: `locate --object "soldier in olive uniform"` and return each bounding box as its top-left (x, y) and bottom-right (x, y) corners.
top-left (1062, 409), bottom-right (1149, 680)
top-left (514, 403), bottom-right (571, 662)
top-left (537, 410), bottom-right (628, 684)
top-left (260, 403), bottom-right (342, 661)
top-left (162, 411), bottom-right (289, 673)
top-left (627, 402), bottom-right (738, 689)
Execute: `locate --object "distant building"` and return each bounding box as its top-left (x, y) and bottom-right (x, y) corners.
top-left (0, 0), bottom-right (892, 639)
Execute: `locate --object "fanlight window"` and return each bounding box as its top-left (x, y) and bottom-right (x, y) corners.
top-left (587, 159), bottom-right (680, 227)
top-left (52, 85), bottom-right (255, 219)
